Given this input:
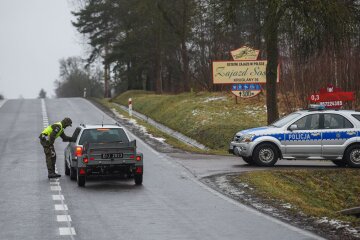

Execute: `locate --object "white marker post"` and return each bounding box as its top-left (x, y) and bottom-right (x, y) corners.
top-left (128, 98), bottom-right (133, 117)
top-left (83, 88), bottom-right (87, 98)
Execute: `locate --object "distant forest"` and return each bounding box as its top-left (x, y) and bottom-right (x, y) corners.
top-left (55, 0), bottom-right (360, 122)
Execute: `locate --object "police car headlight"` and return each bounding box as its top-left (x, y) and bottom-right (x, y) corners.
top-left (233, 134), bottom-right (238, 141)
top-left (242, 134), bottom-right (255, 142)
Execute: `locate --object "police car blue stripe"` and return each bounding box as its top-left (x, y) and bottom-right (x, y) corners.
top-left (250, 131), bottom-right (358, 142)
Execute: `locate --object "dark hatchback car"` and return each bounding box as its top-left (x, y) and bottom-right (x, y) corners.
top-left (64, 124), bottom-right (143, 187)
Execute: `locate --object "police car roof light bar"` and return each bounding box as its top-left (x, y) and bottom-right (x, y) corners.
top-left (308, 104), bottom-right (326, 111)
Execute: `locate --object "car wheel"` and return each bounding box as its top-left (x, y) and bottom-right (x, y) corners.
top-left (77, 171), bottom-right (86, 187)
top-left (64, 158), bottom-right (70, 176)
top-left (252, 143), bottom-right (279, 167)
top-left (331, 160), bottom-right (347, 167)
top-left (345, 145), bottom-right (360, 168)
top-left (134, 174), bottom-right (143, 185)
top-left (70, 166), bottom-right (77, 180)
top-left (242, 156), bottom-right (254, 165)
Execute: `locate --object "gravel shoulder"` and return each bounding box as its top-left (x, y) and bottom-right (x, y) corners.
top-left (202, 173), bottom-right (360, 240)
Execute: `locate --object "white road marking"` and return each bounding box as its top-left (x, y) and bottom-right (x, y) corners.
top-left (41, 99), bottom-right (76, 239)
top-left (55, 204), bottom-right (68, 211)
top-left (50, 186), bottom-right (61, 191)
top-left (57, 215), bottom-right (72, 222)
top-left (52, 195), bottom-right (65, 201)
top-left (59, 227), bottom-right (76, 236)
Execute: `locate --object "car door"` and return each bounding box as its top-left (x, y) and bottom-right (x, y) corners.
top-left (321, 113), bottom-right (355, 157)
top-left (284, 113), bottom-right (322, 157)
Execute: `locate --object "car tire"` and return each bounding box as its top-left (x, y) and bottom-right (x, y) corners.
top-left (64, 159), bottom-right (70, 176)
top-left (344, 145), bottom-right (360, 168)
top-left (252, 143), bottom-right (279, 167)
top-left (77, 171), bottom-right (86, 187)
top-left (331, 160), bottom-right (347, 167)
top-left (70, 166), bottom-right (77, 180)
top-left (134, 174), bottom-right (143, 185)
top-left (242, 156), bottom-right (254, 165)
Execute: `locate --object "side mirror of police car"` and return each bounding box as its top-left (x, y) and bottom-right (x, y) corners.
top-left (289, 124), bottom-right (298, 131)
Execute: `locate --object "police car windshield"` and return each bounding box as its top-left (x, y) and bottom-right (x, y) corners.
top-left (270, 113), bottom-right (301, 128)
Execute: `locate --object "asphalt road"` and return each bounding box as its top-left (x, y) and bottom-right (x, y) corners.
top-left (0, 98), bottom-right (323, 240)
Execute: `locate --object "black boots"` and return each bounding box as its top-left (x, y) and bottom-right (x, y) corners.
top-left (48, 173), bottom-right (61, 178)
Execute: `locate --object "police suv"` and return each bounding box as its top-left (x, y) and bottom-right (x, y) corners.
top-left (229, 105), bottom-right (360, 167)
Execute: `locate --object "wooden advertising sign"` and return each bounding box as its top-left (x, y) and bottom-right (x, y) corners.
top-left (231, 46), bottom-right (260, 61)
top-left (212, 46), bottom-right (279, 99)
top-left (212, 61), bottom-right (267, 84)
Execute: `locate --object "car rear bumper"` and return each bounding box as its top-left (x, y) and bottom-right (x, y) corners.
top-left (84, 163), bottom-right (141, 176)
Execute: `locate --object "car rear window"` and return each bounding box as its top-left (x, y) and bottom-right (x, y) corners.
top-left (324, 114), bottom-right (354, 129)
top-left (352, 114), bottom-right (360, 122)
top-left (79, 128), bottom-right (129, 145)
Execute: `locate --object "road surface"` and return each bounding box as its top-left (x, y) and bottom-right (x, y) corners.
top-left (0, 98), bottom-right (322, 240)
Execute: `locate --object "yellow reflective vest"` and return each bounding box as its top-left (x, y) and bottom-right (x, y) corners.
top-left (41, 122), bottom-right (63, 139)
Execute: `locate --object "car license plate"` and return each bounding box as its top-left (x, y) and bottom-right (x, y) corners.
top-left (101, 153), bottom-right (123, 159)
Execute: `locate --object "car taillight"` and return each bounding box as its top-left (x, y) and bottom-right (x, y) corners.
top-left (130, 155), bottom-right (135, 159)
top-left (83, 158), bottom-right (88, 163)
top-left (79, 168), bottom-right (86, 175)
top-left (75, 146), bottom-right (83, 157)
top-left (136, 156), bottom-right (141, 161)
top-left (136, 166), bottom-right (142, 174)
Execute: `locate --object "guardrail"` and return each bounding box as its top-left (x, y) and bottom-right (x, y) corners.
top-left (113, 103), bottom-right (209, 151)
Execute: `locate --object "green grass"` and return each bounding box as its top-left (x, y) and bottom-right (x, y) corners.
top-left (233, 169), bottom-right (360, 224)
top-left (110, 90), bottom-right (267, 153)
top-left (95, 98), bottom-right (209, 154)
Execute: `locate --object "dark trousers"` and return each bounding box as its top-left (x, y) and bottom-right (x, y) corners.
top-left (40, 139), bottom-right (56, 174)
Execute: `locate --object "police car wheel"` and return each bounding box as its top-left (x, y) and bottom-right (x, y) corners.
top-left (242, 156), bottom-right (254, 165)
top-left (253, 143), bottom-right (279, 167)
top-left (345, 145), bottom-right (360, 168)
top-left (331, 160), bottom-right (347, 167)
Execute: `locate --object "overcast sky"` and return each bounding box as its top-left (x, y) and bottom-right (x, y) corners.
top-left (0, 0), bottom-right (83, 99)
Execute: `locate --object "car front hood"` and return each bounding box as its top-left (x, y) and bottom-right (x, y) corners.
top-left (236, 126), bottom-right (281, 136)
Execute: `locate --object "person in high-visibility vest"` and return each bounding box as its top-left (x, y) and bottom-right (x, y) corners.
top-left (39, 117), bottom-right (74, 178)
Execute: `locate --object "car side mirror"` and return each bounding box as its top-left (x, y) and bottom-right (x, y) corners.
top-left (289, 124), bottom-right (298, 131)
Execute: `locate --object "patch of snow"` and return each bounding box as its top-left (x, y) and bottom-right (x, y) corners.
top-left (111, 108), bottom-right (125, 119)
top-left (281, 203), bottom-right (293, 209)
top-left (111, 108), bottom-right (166, 144)
top-left (203, 96), bottom-right (226, 103)
top-left (129, 119), bottom-right (138, 125)
top-left (252, 203), bottom-right (275, 212)
top-left (316, 217), bottom-right (360, 237)
top-left (215, 176), bottom-right (245, 196)
top-left (243, 105), bottom-right (267, 116)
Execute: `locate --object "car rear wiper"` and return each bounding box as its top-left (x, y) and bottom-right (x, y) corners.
top-left (106, 140), bottom-right (124, 143)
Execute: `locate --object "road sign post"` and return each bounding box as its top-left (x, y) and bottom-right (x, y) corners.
top-left (128, 98), bottom-right (133, 117)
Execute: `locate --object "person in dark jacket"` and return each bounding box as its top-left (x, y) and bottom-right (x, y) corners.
top-left (39, 117), bottom-right (74, 178)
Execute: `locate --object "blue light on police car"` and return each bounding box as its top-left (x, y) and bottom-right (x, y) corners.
top-left (308, 104), bottom-right (326, 110)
